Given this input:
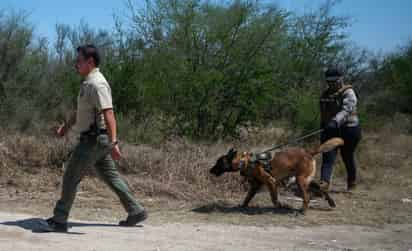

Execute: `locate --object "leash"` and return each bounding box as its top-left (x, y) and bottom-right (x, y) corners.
top-left (259, 128), bottom-right (324, 154)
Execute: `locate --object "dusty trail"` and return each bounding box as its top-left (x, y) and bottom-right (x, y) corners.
top-left (0, 212), bottom-right (411, 251)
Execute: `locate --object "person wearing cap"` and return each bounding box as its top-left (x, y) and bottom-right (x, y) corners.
top-left (319, 67), bottom-right (362, 192)
top-left (45, 44), bottom-right (147, 232)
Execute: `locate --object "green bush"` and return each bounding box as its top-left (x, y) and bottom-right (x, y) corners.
top-left (2, 1), bottom-right (400, 141)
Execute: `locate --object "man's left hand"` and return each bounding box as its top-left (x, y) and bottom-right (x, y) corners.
top-left (111, 144), bottom-right (122, 160)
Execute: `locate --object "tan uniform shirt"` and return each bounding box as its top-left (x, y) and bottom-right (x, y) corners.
top-left (72, 68), bottom-right (113, 134)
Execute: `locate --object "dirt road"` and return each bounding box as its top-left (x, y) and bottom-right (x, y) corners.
top-left (1, 212), bottom-right (411, 251)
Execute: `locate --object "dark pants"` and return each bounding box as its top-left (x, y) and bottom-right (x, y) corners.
top-left (320, 126), bottom-right (362, 185)
top-left (52, 134), bottom-right (145, 223)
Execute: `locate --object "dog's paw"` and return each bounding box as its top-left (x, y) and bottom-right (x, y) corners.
top-left (292, 209), bottom-right (305, 217)
top-left (297, 208), bottom-right (307, 215)
top-left (326, 197), bottom-right (336, 208)
top-left (273, 202), bottom-right (284, 208)
top-left (239, 204), bottom-right (248, 209)
top-left (280, 203), bottom-right (293, 209)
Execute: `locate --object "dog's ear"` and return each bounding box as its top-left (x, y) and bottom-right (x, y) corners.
top-left (227, 148), bottom-right (237, 158)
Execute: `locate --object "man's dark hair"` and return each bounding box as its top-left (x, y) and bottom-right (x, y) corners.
top-left (77, 44), bottom-right (100, 66)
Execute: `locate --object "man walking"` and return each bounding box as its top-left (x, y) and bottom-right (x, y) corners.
top-left (319, 67), bottom-right (362, 192)
top-left (46, 44), bottom-right (147, 232)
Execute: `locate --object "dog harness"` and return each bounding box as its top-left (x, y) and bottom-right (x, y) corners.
top-left (240, 152), bottom-right (272, 177)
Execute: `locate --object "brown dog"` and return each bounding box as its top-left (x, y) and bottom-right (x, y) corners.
top-left (210, 138), bottom-right (344, 212)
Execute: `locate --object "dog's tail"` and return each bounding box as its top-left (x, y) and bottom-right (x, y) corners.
top-left (309, 137), bottom-right (344, 157)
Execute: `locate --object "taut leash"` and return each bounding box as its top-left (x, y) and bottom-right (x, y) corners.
top-left (259, 128), bottom-right (324, 154)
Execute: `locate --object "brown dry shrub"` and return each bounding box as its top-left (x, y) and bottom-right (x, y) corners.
top-left (357, 129), bottom-right (412, 187)
top-left (0, 131), bottom-right (70, 172)
top-left (118, 137), bottom-right (244, 201)
top-left (1, 121), bottom-right (411, 203)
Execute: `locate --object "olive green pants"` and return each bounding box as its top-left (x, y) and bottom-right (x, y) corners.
top-left (52, 134), bottom-right (144, 223)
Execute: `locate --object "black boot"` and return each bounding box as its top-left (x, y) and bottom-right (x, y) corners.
top-left (119, 211), bottom-right (148, 227)
top-left (44, 217), bottom-right (68, 232)
top-left (347, 181), bottom-right (357, 191)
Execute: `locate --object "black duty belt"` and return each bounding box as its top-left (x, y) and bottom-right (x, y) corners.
top-left (80, 128), bottom-right (108, 137)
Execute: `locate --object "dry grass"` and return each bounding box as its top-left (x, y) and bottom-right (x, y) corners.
top-left (0, 125), bottom-right (291, 203)
top-left (1, 122), bottom-right (412, 226)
